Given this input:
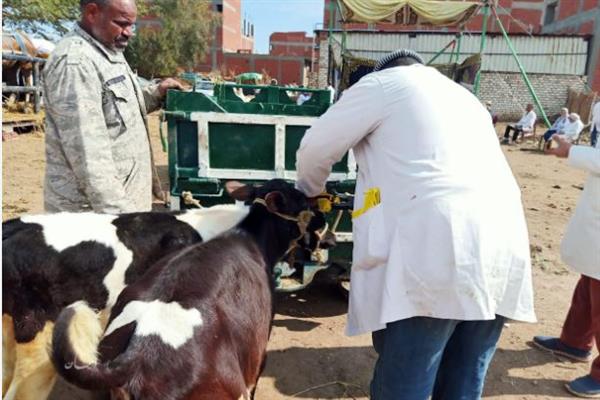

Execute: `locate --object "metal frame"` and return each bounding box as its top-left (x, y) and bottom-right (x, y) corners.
top-left (327, 0), bottom-right (551, 128)
top-left (490, 5), bottom-right (551, 128)
top-left (2, 52), bottom-right (45, 114)
top-left (188, 111), bottom-right (357, 181)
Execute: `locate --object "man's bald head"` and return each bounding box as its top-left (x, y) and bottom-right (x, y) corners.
top-left (80, 0), bottom-right (109, 9)
top-left (80, 0), bottom-right (137, 51)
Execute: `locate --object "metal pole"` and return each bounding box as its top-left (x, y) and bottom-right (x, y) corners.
top-left (426, 38), bottom-right (457, 65)
top-left (328, 0), bottom-right (335, 85)
top-left (473, 2), bottom-right (489, 96)
top-left (492, 6), bottom-right (551, 127)
top-left (2, 86), bottom-right (40, 93)
top-left (454, 33), bottom-right (462, 63)
top-left (328, 0), bottom-right (334, 47)
top-left (2, 52), bottom-right (46, 63)
top-left (33, 62), bottom-right (41, 114)
top-left (334, 0), bottom-right (347, 53)
top-left (448, 40), bottom-right (457, 63)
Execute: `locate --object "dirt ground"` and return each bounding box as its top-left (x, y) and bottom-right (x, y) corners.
top-left (1, 117), bottom-right (593, 399)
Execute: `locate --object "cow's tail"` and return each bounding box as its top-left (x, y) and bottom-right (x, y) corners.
top-left (51, 301), bottom-right (132, 391)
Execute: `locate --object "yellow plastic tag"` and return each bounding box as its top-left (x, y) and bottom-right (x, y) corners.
top-left (351, 187), bottom-right (381, 219)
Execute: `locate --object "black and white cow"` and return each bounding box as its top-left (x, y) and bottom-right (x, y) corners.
top-left (51, 179), bottom-right (332, 400)
top-left (2, 204), bottom-right (249, 400)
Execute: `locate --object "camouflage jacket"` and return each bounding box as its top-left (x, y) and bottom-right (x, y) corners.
top-left (43, 25), bottom-right (163, 213)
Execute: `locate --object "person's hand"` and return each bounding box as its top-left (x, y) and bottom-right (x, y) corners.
top-left (157, 78), bottom-right (185, 97)
top-left (545, 134), bottom-right (572, 158)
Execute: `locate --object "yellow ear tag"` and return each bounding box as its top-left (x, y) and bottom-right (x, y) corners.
top-left (317, 197), bottom-right (332, 213)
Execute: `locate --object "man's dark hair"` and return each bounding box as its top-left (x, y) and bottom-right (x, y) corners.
top-left (373, 49), bottom-right (424, 72)
top-left (377, 57), bottom-right (420, 71)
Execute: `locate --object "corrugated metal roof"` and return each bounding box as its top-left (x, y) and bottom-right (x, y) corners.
top-left (331, 32), bottom-right (588, 75)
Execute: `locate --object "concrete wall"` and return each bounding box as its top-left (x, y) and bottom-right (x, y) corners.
top-left (317, 38), bottom-right (330, 88)
top-left (478, 72), bottom-right (587, 121)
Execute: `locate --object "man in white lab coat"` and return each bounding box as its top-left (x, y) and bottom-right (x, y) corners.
top-left (541, 112), bottom-right (585, 150)
top-left (533, 135), bottom-right (600, 398)
top-left (502, 103), bottom-right (537, 144)
top-left (296, 49), bottom-right (536, 399)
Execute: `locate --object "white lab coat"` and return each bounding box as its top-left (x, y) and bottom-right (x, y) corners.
top-left (561, 119), bottom-right (584, 142)
top-left (560, 142), bottom-right (600, 278)
top-left (296, 65), bottom-right (536, 336)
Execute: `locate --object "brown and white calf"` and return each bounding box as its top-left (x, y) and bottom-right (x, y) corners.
top-left (2, 205), bottom-right (249, 400)
top-left (51, 179), bottom-right (331, 400)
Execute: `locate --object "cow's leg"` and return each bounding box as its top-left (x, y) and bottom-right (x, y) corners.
top-left (3, 314), bottom-right (17, 396)
top-left (23, 71), bottom-right (33, 104)
top-left (4, 322), bottom-right (56, 400)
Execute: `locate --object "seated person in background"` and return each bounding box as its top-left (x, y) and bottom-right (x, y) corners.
top-left (562, 113), bottom-right (584, 142)
top-left (486, 101), bottom-right (499, 126)
top-left (542, 112), bottom-right (583, 150)
top-left (502, 103), bottom-right (536, 144)
top-left (541, 107), bottom-right (569, 144)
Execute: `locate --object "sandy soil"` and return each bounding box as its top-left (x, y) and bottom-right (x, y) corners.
top-left (2, 118), bottom-right (592, 399)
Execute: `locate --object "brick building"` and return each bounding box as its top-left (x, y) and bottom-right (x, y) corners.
top-left (139, 0), bottom-right (255, 72)
top-left (322, 0), bottom-right (581, 34)
top-left (541, 0), bottom-right (600, 92)
top-left (199, 0), bottom-right (254, 72)
top-left (219, 32), bottom-right (315, 86)
top-left (269, 32), bottom-right (314, 59)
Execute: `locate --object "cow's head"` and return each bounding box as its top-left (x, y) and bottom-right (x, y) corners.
top-left (225, 179), bottom-right (335, 254)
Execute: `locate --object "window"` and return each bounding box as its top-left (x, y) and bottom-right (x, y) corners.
top-left (216, 4), bottom-right (223, 12)
top-left (544, 2), bottom-right (557, 25)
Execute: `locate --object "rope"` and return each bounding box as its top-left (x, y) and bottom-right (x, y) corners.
top-left (496, 4), bottom-right (534, 37)
top-left (253, 198), bottom-right (315, 265)
top-left (181, 191), bottom-right (202, 208)
top-left (252, 198), bottom-right (313, 224)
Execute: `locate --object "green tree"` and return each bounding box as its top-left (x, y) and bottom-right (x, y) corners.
top-left (125, 0), bottom-right (218, 78)
top-left (3, 0), bottom-right (79, 35)
top-left (2, 0), bottom-right (149, 37)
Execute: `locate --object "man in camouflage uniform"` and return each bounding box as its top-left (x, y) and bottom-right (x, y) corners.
top-left (43, 0), bottom-right (182, 213)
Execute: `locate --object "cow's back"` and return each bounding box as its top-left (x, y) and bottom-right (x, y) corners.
top-left (98, 232), bottom-right (272, 399)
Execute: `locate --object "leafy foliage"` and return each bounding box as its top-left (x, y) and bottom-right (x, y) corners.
top-left (3, 0), bottom-right (79, 36)
top-left (125, 0), bottom-right (219, 78)
top-left (2, 0), bottom-right (149, 37)
top-left (3, 0), bottom-right (217, 77)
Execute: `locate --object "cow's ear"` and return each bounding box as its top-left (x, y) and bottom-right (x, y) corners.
top-left (226, 181), bottom-right (255, 201)
top-left (264, 191), bottom-right (285, 213)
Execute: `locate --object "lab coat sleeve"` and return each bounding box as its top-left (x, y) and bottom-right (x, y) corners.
top-left (295, 75), bottom-right (385, 197)
top-left (569, 146), bottom-right (600, 174)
